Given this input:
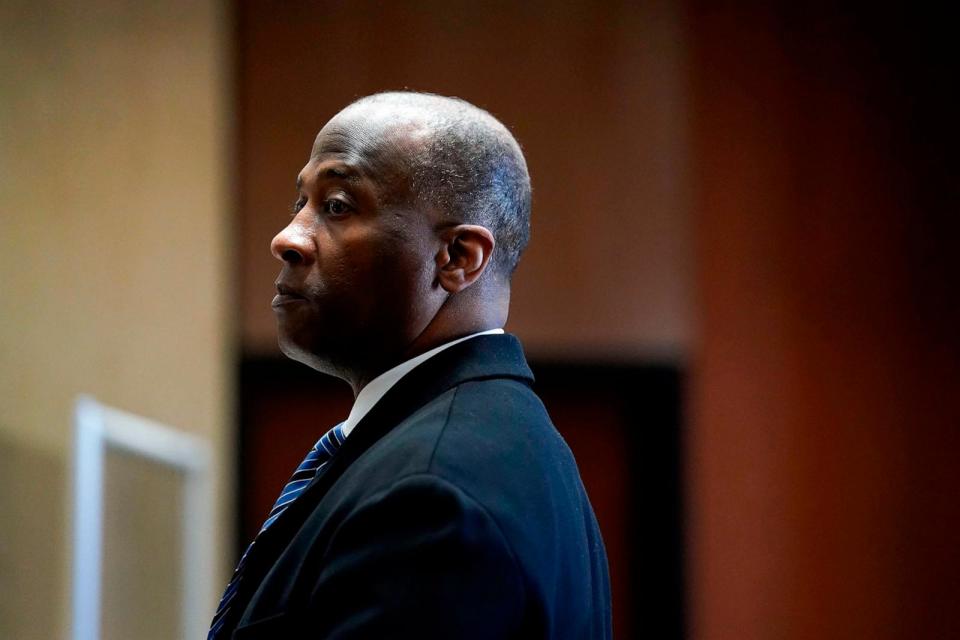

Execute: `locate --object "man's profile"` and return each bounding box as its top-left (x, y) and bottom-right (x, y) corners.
top-left (209, 92), bottom-right (612, 639)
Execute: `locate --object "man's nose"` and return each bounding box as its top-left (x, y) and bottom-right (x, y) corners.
top-left (270, 218), bottom-right (314, 265)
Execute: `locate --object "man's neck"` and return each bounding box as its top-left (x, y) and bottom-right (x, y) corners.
top-left (347, 323), bottom-right (503, 396)
top-left (345, 283), bottom-right (511, 395)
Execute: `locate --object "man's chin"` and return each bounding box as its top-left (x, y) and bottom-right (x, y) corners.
top-left (277, 334), bottom-right (351, 380)
top-left (278, 336), bottom-right (317, 367)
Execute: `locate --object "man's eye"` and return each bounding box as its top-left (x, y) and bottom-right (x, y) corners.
top-left (291, 197), bottom-right (306, 216)
top-left (323, 199), bottom-right (351, 216)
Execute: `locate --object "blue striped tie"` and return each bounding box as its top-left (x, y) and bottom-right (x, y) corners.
top-left (208, 422), bottom-right (346, 639)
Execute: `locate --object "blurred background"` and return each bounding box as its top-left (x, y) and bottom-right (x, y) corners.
top-left (1, 1), bottom-right (957, 638)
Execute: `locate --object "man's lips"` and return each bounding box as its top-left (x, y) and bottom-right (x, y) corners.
top-left (272, 283), bottom-right (307, 308)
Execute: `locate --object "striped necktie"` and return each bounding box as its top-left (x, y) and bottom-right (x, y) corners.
top-left (208, 422), bottom-right (346, 639)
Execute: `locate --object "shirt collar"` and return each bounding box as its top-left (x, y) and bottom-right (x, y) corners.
top-left (340, 329), bottom-right (504, 438)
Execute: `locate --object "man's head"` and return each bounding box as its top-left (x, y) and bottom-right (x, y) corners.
top-left (270, 92), bottom-right (531, 392)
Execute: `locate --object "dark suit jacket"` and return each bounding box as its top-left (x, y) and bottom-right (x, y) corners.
top-left (229, 334), bottom-right (612, 639)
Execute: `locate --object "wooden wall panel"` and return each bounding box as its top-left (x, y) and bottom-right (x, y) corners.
top-left (688, 4), bottom-right (960, 638)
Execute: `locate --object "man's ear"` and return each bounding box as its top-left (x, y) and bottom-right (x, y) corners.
top-left (435, 224), bottom-right (496, 293)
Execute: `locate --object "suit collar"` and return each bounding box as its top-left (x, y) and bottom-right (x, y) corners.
top-left (342, 328), bottom-right (505, 437)
top-left (331, 332), bottom-right (533, 470)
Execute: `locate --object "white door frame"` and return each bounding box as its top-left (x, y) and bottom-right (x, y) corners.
top-left (71, 395), bottom-right (214, 640)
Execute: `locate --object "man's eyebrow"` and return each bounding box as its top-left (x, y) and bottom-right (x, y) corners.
top-left (320, 165), bottom-right (361, 182)
top-left (296, 164), bottom-right (362, 191)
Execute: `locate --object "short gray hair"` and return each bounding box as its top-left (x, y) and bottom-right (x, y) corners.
top-left (347, 92), bottom-right (532, 277)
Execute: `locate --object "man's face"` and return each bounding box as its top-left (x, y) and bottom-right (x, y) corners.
top-left (270, 110), bottom-right (441, 382)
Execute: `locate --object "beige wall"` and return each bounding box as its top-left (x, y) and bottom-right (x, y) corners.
top-left (0, 1), bottom-right (232, 637)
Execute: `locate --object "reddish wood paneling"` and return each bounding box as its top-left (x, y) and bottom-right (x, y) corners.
top-left (688, 4), bottom-right (960, 638)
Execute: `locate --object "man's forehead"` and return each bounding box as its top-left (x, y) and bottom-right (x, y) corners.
top-left (298, 109), bottom-right (434, 207)
top-left (304, 110), bottom-right (430, 192)
top-left (312, 105), bottom-right (432, 159)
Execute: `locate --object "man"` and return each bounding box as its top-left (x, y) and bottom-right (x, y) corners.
top-left (210, 92), bottom-right (612, 639)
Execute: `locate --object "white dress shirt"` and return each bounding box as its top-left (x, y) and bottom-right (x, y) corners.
top-left (340, 329), bottom-right (504, 438)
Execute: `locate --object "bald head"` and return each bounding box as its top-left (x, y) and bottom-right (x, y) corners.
top-left (326, 92), bottom-right (532, 278)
